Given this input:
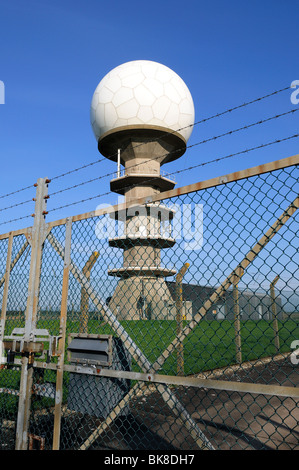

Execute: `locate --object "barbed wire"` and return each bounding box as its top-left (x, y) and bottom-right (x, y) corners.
top-left (170, 133), bottom-right (299, 177)
top-left (0, 184), bottom-right (33, 202)
top-left (0, 84), bottom-right (291, 206)
top-left (0, 85), bottom-right (294, 227)
top-left (49, 85), bottom-right (291, 182)
top-left (0, 214), bottom-right (32, 228)
top-left (50, 156), bottom-right (106, 182)
top-left (48, 132), bottom-right (299, 215)
top-left (103, 85), bottom-right (292, 162)
top-left (48, 107), bottom-right (298, 199)
top-left (0, 198), bottom-right (33, 214)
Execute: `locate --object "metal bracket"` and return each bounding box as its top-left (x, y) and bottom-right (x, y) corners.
top-left (2, 328), bottom-right (59, 363)
top-left (28, 434), bottom-right (45, 450)
top-left (67, 333), bottom-right (113, 367)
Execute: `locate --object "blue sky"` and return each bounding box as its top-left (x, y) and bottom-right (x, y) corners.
top-left (0, 0), bottom-right (298, 231)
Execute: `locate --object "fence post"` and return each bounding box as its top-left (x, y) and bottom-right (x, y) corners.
top-left (15, 177), bottom-right (49, 450)
top-left (53, 216), bottom-right (72, 450)
top-left (232, 267), bottom-right (244, 364)
top-left (176, 263), bottom-right (189, 376)
top-left (79, 251), bottom-right (99, 333)
top-left (0, 232), bottom-right (14, 359)
top-left (270, 275), bottom-right (280, 352)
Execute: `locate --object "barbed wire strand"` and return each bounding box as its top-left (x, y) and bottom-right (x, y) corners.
top-left (0, 214), bottom-right (32, 228)
top-left (49, 85), bottom-right (291, 182)
top-left (48, 132), bottom-right (299, 214)
top-left (0, 184), bottom-right (34, 202)
top-left (1, 130), bottom-right (298, 227)
top-left (0, 85), bottom-right (294, 225)
top-left (48, 108), bottom-right (298, 198)
top-left (0, 198), bottom-right (33, 214)
top-left (103, 85), bottom-right (292, 161)
top-left (0, 85), bottom-right (291, 204)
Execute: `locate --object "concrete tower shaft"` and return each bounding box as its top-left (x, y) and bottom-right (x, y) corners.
top-left (90, 60), bottom-right (195, 319)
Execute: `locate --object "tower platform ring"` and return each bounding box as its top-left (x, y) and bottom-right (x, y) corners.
top-left (110, 173), bottom-right (176, 194)
top-left (107, 266), bottom-right (177, 278)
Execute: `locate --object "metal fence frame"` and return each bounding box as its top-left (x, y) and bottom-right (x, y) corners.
top-left (0, 153), bottom-right (298, 450)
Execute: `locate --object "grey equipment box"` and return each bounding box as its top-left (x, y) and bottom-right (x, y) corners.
top-left (67, 334), bottom-right (131, 418)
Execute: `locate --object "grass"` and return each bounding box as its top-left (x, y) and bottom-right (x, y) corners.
top-left (0, 318), bottom-right (297, 420)
top-left (1, 317), bottom-right (298, 379)
top-left (114, 319), bottom-right (299, 375)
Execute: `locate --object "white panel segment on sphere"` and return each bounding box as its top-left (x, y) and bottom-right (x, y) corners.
top-left (138, 105), bottom-right (154, 123)
top-left (105, 75), bottom-right (122, 93)
top-left (117, 98), bottom-right (140, 120)
top-left (164, 102), bottom-right (180, 127)
top-left (152, 95), bottom-right (172, 121)
top-left (122, 72), bottom-right (145, 88)
top-left (143, 77), bottom-right (164, 98)
top-left (112, 87), bottom-right (134, 108)
top-left (134, 84), bottom-right (156, 106)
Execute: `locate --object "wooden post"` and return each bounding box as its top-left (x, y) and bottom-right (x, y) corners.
top-left (270, 275), bottom-right (280, 352)
top-left (176, 263), bottom-right (189, 376)
top-left (53, 217), bottom-right (72, 450)
top-left (79, 252), bottom-right (99, 333)
top-left (0, 240), bottom-right (29, 290)
top-left (232, 267), bottom-right (244, 364)
top-left (15, 177), bottom-right (49, 450)
top-left (0, 232), bottom-right (14, 360)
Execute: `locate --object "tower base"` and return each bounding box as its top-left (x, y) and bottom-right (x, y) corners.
top-left (108, 276), bottom-right (192, 321)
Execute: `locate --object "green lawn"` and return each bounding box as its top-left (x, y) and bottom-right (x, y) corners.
top-left (1, 318), bottom-right (298, 377)
top-left (115, 319), bottom-right (299, 375)
top-left (0, 318), bottom-right (298, 420)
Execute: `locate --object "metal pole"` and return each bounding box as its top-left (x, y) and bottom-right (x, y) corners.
top-left (79, 251), bottom-right (99, 333)
top-left (0, 232), bottom-right (14, 358)
top-left (233, 267), bottom-right (244, 364)
top-left (270, 275), bottom-right (280, 352)
top-left (53, 217), bottom-right (72, 450)
top-left (176, 263), bottom-right (189, 376)
top-left (15, 177), bottom-right (49, 450)
top-left (0, 240), bottom-right (29, 289)
top-left (117, 149), bottom-right (121, 178)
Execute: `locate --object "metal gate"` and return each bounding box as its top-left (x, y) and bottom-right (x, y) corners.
top-left (0, 154), bottom-right (298, 450)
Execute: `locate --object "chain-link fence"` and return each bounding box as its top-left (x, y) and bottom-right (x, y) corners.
top-left (0, 155), bottom-right (298, 450)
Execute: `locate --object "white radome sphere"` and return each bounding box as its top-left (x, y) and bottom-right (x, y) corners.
top-left (90, 60), bottom-right (195, 144)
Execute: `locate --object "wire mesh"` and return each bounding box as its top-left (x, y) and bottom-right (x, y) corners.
top-left (0, 234), bottom-right (31, 449)
top-left (0, 160), bottom-right (298, 450)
